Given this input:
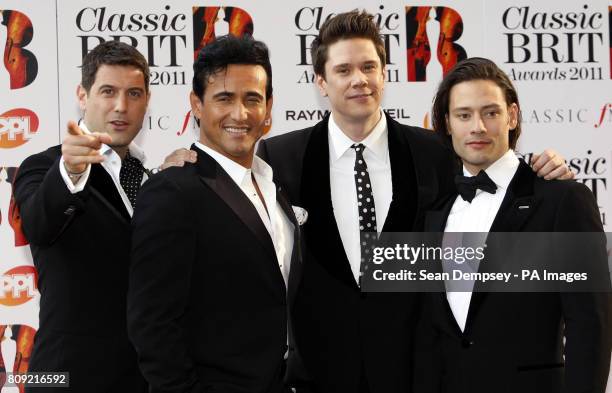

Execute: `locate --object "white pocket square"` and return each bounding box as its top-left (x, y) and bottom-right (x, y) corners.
top-left (292, 206), bottom-right (308, 226)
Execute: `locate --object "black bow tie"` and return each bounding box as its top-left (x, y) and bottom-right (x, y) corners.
top-left (454, 170), bottom-right (497, 203)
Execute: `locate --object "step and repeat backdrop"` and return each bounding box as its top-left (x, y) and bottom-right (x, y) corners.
top-left (1, 0), bottom-right (611, 390)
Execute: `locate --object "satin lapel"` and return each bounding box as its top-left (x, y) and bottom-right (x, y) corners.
top-left (424, 194), bottom-right (464, 336)
top-left (300, 117), bottom-right (359, 289)
top-left (278, 186), bottom-right (302, 308)
top-left (382, 117), bottom-right (418, 232)
top-left (489, 160), bottom-right (537, 233)
top-left (424, 194), bottom-right (456, 232)
top-left (194, 145), bottom-right (277, 260)
top-left (89, 163), bottom-right (131, 224)
top-left (277, 186), bottom-right (299, 228)
top-left (465, 159), bottom-right (537, 334)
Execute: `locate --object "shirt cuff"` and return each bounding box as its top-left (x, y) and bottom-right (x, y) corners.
top-left (59, 157), bottom-right (91, 194)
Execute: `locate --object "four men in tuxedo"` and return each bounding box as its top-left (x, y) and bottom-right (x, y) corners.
top-left (415, 57), bottom-right (611, 393)
top-left (12, 11), bottom-right (608, 393)
top-left (127, 35), bottom-right (302, 393)
top-left (257, 10), bottom-right (575, 393)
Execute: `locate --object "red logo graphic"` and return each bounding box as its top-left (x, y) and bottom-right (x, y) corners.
top-left (0, 324), bottom-right (36, 392)
top-left (594, 103), bottom-right (612, 128)
top-left (0, 266), bottom-right (37, 307)
top-left (2, 166), bottom-right (28, 247)
top-left (0, 108), bottom-right (39, 148)
top-left (405, 6), bottom-right (467, 81)
top-left (1, 10), bottom-right (38, 89)
top-left (192, 6), bottom-right (254, 59)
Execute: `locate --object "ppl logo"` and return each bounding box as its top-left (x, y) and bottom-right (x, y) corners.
top-left (0, 266), bottom-right (37, 307)
top-left (192, 6), bottom-right (253, 59)
top-left (405, 6), bottom-right (467, 81)
top-left (1, 10), bottom-right (38, 89)
top-left (0, 109), bottom-right (39, 148)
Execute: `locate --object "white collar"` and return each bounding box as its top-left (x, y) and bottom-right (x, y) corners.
top-left (195, 141), bottom-right (273, 186)
top-left (462, 149), bottom-right (519, 191)
top-left (328, 109), bottom-right (388, 163)
top-left (79, 121), bottom-right (146, 163)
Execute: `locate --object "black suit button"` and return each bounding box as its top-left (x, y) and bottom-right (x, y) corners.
top-left (461, 338), bottom-right (474, 348)
top-left (64, 206), bottom-right (76, 215)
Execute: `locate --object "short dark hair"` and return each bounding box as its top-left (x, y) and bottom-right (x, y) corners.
top-left (192, 35), bottom-right (273, 100)
top-left (81, 41), bottom-right (149, 92)
top-left (432, 57), bottom-right (522, 149)
top-left (311, 10), bottom-right (386, 79)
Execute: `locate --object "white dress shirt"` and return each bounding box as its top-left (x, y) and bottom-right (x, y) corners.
top-left (329, 110), bottom-right (393, 284)
top-left (444, 149), bottom-right (519, 331)
top-left (195, 142), bottom-right (294, 287)
top-left (59, 123), bottom-right (147, 217)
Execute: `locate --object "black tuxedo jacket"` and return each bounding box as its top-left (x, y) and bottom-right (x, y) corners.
top-left (416, 160), bottom-right (611, 393)
top-left (257, 114), bottom-right (455, 393)
top-left (127, 145), bottom-right (303, 393)
top-left (13, 146), bottom-right (146, 393)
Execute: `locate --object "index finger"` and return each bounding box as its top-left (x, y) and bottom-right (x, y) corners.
top-left (67, 120), bottom-right (85, 136)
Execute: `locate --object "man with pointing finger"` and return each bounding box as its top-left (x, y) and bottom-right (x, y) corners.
top-left (13, 41), bottom-right (192, 393)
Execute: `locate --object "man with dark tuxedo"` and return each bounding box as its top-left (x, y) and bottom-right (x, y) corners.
top-left (13, 41), bottom-right (196, 393)
top-left (127, 35), bottom-right (302, 393)
top-left (13, 41), bottom-right (155, 392)
top-left (257, 10), bottom-right (573, 393)
top-left (416, 57), bottom-right (611, 393)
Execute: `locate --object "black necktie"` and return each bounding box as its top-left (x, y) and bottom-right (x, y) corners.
top-left (352, 143), bottom-right (377, 284)
top-left (120, 150), bottom-right (144, 208)
top-left (454, 170), bottom-right (497, 203)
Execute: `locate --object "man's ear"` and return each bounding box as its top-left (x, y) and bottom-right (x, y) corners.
top-left (265, 96), bottom-right (273, 121)
top-left (445, 114), bottom-right (451, 135)
top-left (189, 91), bottom-right (203, 120)
top-left (508, 103), bottom-right (519, 130)
top-left (315, 74), bottom-right (328, 97)
top-left (77, 85), bottom-right (87, 112)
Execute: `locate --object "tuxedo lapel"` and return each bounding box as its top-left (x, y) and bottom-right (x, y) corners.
top-left (464, 159), bottom-right (537, 333)
top-left (424, 194), bottom-right (456, 232)
top-left (194, 145), bottom-right (278, 261)
top-left (300, 116), bottom-right (358, 289)
top-left (489, 160), bottom-right (537, 233)
top-left (277, 186), bottom-right (302, 308)
top-left (424, 194), bottom-right (465, 336)
top-left (277, 186), bottom-right (298, 228)
top-left (382, 117), bottom-right (418, 232)
top-left (88, 163), bottom-right (131, 224)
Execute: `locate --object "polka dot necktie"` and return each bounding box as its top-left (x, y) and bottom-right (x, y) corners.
top-left (351, 143), bottom-right (377, 285)
top-left (119, 151), bottom-right (145, 208)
